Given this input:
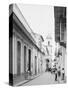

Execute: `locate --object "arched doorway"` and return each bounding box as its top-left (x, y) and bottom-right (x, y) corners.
top-left (28, 49), bottom-right (31, 74)
top-left (35, 56), bottom-right (37, 75)
top-left (24, 46), bottom-right (27, 73)
top-left (17, 41), bottom-right (21, 75)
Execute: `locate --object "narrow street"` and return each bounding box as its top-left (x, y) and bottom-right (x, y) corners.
top-left (22, 72), bottom-right (58, 86)
top-left (9, 5), bottom-right (67, 86)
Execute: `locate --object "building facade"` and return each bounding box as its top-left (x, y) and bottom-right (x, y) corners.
top-left (9, 4), bottom-right (45, 86)
top-left (54, 6), bottom-right (67, 79)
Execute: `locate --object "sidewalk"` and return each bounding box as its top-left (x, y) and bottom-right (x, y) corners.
top-left (14, 73), bottom-right (41, 86)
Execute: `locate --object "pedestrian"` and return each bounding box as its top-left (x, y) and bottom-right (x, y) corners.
top-left (55, 68), bottom-right (57, 81)
top-left (61, 68), bottom-right (65, 80)
top-left (57, 66), bottom-right (61, 83)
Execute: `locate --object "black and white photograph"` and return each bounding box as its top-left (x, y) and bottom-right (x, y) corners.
top-left (9, 3), bottom-right (67, 86)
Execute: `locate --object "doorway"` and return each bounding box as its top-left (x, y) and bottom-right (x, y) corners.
top-left (24, 46), bottom-right (27, 73)
top-left (35, 56), bottom-right (37, 74)
top-left (17, 41), bottom-right (21, 75)
top-left (28, 49), bottom-right (31, 72)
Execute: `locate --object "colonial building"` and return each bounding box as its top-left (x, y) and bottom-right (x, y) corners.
top-left (33, 33), bottom-right (45, 73)
top-left (54, 6), bottom-right (67, 79)
top-left (9, 4), bottom-right (45, 86)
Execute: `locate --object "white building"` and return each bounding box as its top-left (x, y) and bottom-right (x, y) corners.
top-left (9, 4), bottom-right (45, 86)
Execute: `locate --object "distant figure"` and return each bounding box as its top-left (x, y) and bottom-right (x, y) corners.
top-left (55, 69), bottom-right (57, 81)
top-left (57, 66), bottom-right (61, 82)
top-left (62, 68), bottom-right (65, 80)
top-left (58, 67), bottom-right (61, 77)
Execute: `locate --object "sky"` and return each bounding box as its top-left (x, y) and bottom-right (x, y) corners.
top-left (17, 4), bottom-right (55, 45)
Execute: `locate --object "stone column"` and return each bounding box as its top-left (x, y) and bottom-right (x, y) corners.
top-left (13, 33), bottom-right (17, 75)
top-left (31, 49), bottom-right (33, 75)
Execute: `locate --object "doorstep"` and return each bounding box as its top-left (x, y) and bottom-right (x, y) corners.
top-left (14, 74), bottom-right (41, 86)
